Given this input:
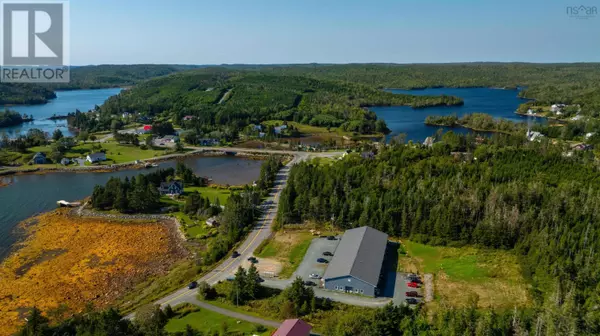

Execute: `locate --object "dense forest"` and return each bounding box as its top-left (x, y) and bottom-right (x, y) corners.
top-left (277, 134), bottom-right (600, 334)
top-left (99, 69), bottom-right (462, 135)
top-left (50, 64), bottom-right (200, 90)
top-left (0, 109), bottom-right (32, 127)
top-left (0, 65), bottom-right (196, 105)
top-left (0, 83), bottom-right (56, 105)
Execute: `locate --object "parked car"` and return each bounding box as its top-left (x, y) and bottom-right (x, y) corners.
top-left (187, 281), bottom-right (198, 289)
top-left (405, 291), bottom-right (419, 297)
top-left (231, 251), bottom-right (240, 258)
top-left (247, 256), bottom-right (258, 263)
top-left (317, 258), bottom-right (329, 263)
top-left (405, 298), bottom-right (418, 305)
top-left (407, 282), bottom-right (419, 288)
top-left (327, 236), bottom-right (336, 240)
top-left (226, 276), bottom-right (235, 281)
top-left (309, 273), bottom-right (321, 279)
top-left (322, 251), bottom-right (333, 256)
top-left (304, 280), bottom-right (316, 286)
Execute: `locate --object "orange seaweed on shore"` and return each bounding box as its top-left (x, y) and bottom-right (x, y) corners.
top-left (0, 209), bottom-right (187, 335)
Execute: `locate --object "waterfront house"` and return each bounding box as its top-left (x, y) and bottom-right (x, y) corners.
top-left (141, 125), bottom-right (153, 133)
top-left (272, 319), bottom-right (312, 336)
top-left (199, 138), bottom-right (219, 146)
top-left (32, 152), bottom-right (46, 164)
top-left (161, 135), bottom-right (179, 143)
top-left (205, 216), bottom-right (219, 227)
top-left (86, 152), bottom-right (107, 163)
top-left (423, 137), bottom-right (435, 147)
top-left (158, 181), bottom-right (184, 196)
top-left (526, 130), bottom-right (544, 142)
top-left (60, 158), bottom-right (71, 165)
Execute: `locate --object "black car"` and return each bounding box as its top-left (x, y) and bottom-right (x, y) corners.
top-left (247, 256), bottom-right (258, 263)
top-left (327, 236), bottom-right (336, 240)
top-left (405, 298), bottom-right (418, 305)
top-left (304, 280), bottom-right (316, 286)
top-left (188, 281), bottom-right (198, 289)
top-left (317, 258), bottom-right (329, 263)
top-left (232, 251), bottom-right (240, 258)
top-left (323, 251), bottom-right (333, 256)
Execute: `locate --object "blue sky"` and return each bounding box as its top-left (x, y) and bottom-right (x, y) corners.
top-left (70, 0), bottom-right (600, 65)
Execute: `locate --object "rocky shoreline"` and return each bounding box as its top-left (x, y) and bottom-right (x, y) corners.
top-left (0, 208), bottom-right (189, 335)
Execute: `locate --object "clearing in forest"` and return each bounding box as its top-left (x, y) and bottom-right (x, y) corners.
top-left (398, 240), bottom-right (531, 309)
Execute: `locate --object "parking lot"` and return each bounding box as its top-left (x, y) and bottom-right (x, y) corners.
top-left (292, 236), bottom-right (341, 283)
top-left (392, 273), bottom-right (424, 306)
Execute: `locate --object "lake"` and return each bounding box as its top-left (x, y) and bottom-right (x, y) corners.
top-left (0, 156), bottom-right (263, 259)
top-left (371, 87), bottom-right (545, 142)
top-left (0, 88), bottom-right (122, 138)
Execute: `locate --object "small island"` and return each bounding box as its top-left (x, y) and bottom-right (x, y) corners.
top-left (0, 109), bottom-right (33, 128)
top-left (425, 113), bottom-right (523, 134)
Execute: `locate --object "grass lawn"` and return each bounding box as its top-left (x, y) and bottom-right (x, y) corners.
top-left (165, 305), bottom-right (272, 335)
top-left (399, 240), bottom-right (531, 309)
top-left (184, 186), bottom-right (231, 205)
top-left (255, 230), bottom-right (314, 278)
top-left (24, 142), bottom-right (171, 165)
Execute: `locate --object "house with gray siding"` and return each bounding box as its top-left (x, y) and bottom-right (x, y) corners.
top-left (322, 226), bottom-right (388, 297)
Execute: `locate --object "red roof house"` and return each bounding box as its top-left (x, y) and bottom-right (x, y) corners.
top-left (272, 319), bottom-right (312, 336)
top-left (143, 125), bottom-right (153, 131)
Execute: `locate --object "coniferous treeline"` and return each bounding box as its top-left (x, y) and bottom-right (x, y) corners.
top-left (91, 168), bottom-right (175, 213)
top-left (277, 134), bottom-right (600, 333)
top-left (0, 109), bottom-right (32, 127)
top-left (0, 129), bottom-right (48, 153)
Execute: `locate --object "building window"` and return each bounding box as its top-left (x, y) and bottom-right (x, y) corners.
top-left (354, 289), bottom-right (359, 293)
top-left (360, 289), bottom-right (364, 294)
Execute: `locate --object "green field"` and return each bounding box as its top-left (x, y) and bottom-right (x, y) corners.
top-left (184, 186), bottom-right (231, 205)
top-left (255, 231), bottom-right (314, 278)
top-left (165, 306), bottom-right (272, 335)
top-left (399, 240), bottom-right (531, 309)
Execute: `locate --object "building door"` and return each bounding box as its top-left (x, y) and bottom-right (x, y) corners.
top-left (345, 286), bottom-right (353, 293)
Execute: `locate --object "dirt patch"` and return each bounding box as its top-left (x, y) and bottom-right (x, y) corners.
top-left (242, 258), bottom-right (283, 277)
top-left (0, 209), bottom-right (188, 335)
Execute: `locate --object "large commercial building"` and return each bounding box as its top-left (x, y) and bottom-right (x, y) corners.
top-left (322, 226), bottom-right (389, 297)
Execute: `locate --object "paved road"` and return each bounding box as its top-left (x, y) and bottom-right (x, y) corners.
top-left (125, 153), bottom-right (312, 322)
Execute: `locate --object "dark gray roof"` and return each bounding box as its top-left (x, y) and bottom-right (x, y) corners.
top-left (88, 152), bottom-right (106, 159)
top-left (323, 226), bottom-right (388, 286)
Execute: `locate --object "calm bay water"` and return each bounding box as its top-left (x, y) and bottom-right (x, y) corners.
top-left (371, 87), bottom-right (546, 142)
top-left (0, 88), bottom-right (122, 138)
top-left (0, 156), bottom-right (264, 259)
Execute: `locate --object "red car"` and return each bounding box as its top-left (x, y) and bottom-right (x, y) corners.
top-left (405, 291), bottom-right (419, 297)
top-left (407, 282), bottom-right (419, 288)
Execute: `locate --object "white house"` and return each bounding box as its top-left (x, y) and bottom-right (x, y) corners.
top-left (206, 217), bottom-right (219, 227)
top-left (86, 152), bottom-right (107, 163)
top-left (526, 130), bottom-right (544, 142)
